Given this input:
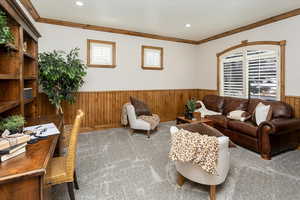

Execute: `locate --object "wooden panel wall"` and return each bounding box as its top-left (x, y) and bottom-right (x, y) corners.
top-left (37, 89), bottom-right (300, 131)
top-left (37, 89), bottom-right (215, 131)
top-left (284, 96), bottom-right (300, 118)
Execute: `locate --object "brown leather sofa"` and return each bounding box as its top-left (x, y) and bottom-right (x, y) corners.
top-left (202, 95), bottom-right (300, 160)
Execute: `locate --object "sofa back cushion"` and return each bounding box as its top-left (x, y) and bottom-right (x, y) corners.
top-left (247, 99), bottom-right (292, 119)
top-left (223, 97), bottom-right (249, 115)
top-left (203, 95), bottom-right (224, 113)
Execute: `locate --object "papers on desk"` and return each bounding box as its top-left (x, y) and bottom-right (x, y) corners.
top-left (24, 123), bottom-right (60, 137)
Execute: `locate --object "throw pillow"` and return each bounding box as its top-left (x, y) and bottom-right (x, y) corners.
top-left (130, 97), bottom-right (152, 116)
top-left (227, 110), bottom-right (251, 122)
top-left (253, 102), bottom-right (272, 126)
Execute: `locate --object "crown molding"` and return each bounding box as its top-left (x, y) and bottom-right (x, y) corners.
top-left (19, 0), bottom-right (300, 45)
top-left (196, 8), bottom-right (300, 45)
top-left (36, 17), bottom-right (198, 44)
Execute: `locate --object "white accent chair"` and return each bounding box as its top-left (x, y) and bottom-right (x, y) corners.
top-left (126, 104), bottom-right (159, 138)
top-left (170, 126), bottom-right (230, 200)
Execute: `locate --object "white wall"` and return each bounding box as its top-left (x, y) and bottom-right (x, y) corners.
top-left (196, 15), bottom-right (300, 96)
top-left (36, 23), bottom-right (198, 91)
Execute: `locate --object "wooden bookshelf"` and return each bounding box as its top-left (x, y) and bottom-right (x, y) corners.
top-left (0, 0), bottom-right (40, 119)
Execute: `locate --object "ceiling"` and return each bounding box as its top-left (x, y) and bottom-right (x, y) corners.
top-left (31, 0), bottom-right (300, 40)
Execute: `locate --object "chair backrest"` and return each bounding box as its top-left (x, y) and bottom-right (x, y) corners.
top-left (170, 126), bottom-right (230, 185)
top-left (65, 110), bottom-right (84, 179)
top-left (126, 104), bottom-right (137, 125)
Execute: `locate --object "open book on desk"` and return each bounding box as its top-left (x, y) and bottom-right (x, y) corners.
top-left (24, 123), bottom-right (60, 137)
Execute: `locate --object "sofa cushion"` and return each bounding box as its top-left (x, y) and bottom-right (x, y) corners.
top-left (227, 110), bottom-right (251, 122)
top-left (228, 120), bottom-right (258, 137)
top-left (206, 115), bottom-right (228, 128)
top-left (247, 99), bottom-right (292, 119)
top-left (223, 97), bottom-right (249, 115)
top-left (203, 95), bottom-right (224, 113)
top-left (130, 97), bottom-right (152, 116)
top-left (253, 102), bottom-right (273, 125)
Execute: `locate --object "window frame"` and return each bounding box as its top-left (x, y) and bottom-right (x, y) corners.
top-left (217, 40), bottom-right (286, 100)
top-left (141, 45), bottom-right (164, 70)
top-left (87, 39), bottom-right (116, 68)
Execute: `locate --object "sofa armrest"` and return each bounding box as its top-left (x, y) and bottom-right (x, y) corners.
top-left (259, 118), bottom-right (300, 135)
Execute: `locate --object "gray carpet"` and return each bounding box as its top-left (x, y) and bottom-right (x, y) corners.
top-left (52, 121), bottom-right (300, 200)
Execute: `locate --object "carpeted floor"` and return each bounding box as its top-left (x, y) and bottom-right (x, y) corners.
top-left (52, 121), bottom-right (300, 200)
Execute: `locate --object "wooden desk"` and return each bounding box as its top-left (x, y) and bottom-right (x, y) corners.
top-left (0, 116), bottom-right (63, 200)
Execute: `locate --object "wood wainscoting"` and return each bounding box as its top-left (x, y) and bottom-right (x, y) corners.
top-left (37, 89), bottom-right (217, 131)
top-left (37, 89), bottom-right (300, 132)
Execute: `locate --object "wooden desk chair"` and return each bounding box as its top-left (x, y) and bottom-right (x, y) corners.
top-left (45, 110), bottom-right (84, 200)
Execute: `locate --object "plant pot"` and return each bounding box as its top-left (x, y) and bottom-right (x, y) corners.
top-left (186, 111), bottom-right (194, 120)
top-left (193, 112), bottom-right (201, 120)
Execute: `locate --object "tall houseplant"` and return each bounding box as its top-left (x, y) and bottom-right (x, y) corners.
top-left (0, 9), bottom-right (14, 45)
top-left (38, 48), bottom-right (87, 114)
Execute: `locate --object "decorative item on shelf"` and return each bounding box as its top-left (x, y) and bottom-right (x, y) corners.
top-left (185, 98), bottom-right (197, 120)
top-left (0, 115), bottom-right (25, 135)
top-left (0, 9), bottom-right (14, 46)
top-left (23, 87), bottom-right (33, 100)
top-left (23, 41), bottom-right (27, 52)
top-left (38, 48), bottom-right (87, 115)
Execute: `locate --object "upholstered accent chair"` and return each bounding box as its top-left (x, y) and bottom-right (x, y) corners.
top-left (125, 103), bottom-right (160, 138)
top-left (45, 110), bottom-right (84, 200)
top-left (170, 126), bottom-right (230, 200)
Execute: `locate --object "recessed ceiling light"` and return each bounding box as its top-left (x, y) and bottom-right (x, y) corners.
top-left (185, 24), bottom-right (191, 28)
top-left (76, 1), bottom-right (84, 6)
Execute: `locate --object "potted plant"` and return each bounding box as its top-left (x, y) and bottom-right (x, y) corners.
top-left (0, 115), bottom-right (26, 134)
top-left (0, 9), bottom-right (14, 46)
top-left (185, 98), bottom-right (197, 120)
top-left (38, 48), bottom-right (87, 115)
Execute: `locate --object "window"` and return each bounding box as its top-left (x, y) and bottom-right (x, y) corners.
top-left (142, 46), bottom-right (163, 70)
top-left (218, 41), bottom-right (286, 101)
top-left (87, 39), bottom-right (116, 68)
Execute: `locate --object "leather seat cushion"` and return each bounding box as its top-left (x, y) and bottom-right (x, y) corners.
top-left (228, 120), bottom-right (258, 137)
top-left (203, 95), bottom-right (224, 113)
top-left (206, 115), bottom-right (228, 128)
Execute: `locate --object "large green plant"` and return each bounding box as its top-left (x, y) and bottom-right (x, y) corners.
top-left (38, 48), bottom-right (87, 114)
top-left (0, 9), bottom-right (14, 45)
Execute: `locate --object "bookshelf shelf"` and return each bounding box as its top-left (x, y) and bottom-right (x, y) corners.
top-left (24, 97), bottom-right (35, 105)
top-left (24, 75), bottom-right (36, 80)
top-left (0, 74), bottom-right (19, 80)
top-left (0, 43), bottom-right (19, 52)
top-left (23, 52), bottom-right (36, 60)
top-left (0, 101), bottom-right (20, 113)
top-left (0, 0), bottom-right (40, 119)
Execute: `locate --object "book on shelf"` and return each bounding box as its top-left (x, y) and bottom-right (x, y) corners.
top-left (0, 147), bottom-right (26, 162)
top-left (0, 143), bottom-right (27, 155)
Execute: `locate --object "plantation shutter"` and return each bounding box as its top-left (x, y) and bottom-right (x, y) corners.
top-left (247, 50), bottom-right (278, 100)
top-left (221, 52), bottom-right (245, 97)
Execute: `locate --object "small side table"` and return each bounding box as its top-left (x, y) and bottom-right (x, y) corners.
top-left (176, 116), bottom-right (214, 127)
